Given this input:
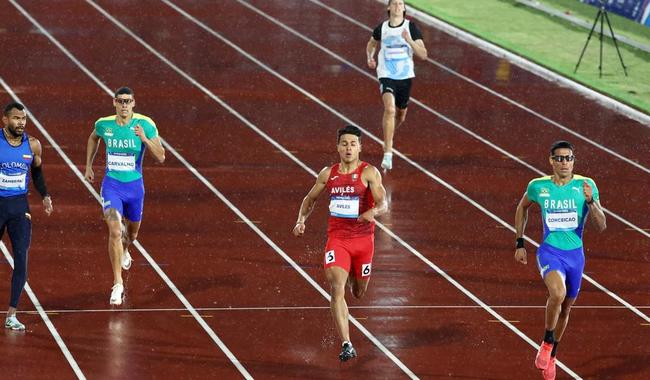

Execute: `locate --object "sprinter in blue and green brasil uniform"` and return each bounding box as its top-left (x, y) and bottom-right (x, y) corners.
top-left (514, 141), bottom-right (606, 376)
top-left (84, 87), bottom-right (165, 306)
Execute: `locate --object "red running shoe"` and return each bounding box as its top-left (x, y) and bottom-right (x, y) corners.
top-left (542, 357), bottom-right (556, 380)
top-left (535, 342), bottom-right (553, 370)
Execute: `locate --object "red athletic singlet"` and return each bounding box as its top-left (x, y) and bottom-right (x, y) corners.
top-left (326, 162), bottom-right (375, 238)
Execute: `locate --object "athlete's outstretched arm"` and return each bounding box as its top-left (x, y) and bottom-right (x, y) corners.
top-left (514, 192), bottom-right (533, 264)
top-left (358, 166), bottom-right (387, 223)
top-left (293, 167), bottom-right (330, 237)
top-left (84, 130), bottom-right (101, 183)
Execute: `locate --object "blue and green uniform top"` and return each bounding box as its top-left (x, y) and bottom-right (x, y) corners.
top-left (526, 175), bottom-right (599, 250)
top-left (94, 113), bottom-right (158, 182)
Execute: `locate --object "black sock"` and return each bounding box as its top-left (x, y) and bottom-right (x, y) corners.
top-left (543, 329), bottom-right (555, 344)
top-left (551, 341), bottom-right (559, 357)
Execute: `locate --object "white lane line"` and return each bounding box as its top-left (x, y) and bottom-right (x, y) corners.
top-left (79, 1), bottom-right (418, 378)
top-left (228, 0), bottom-right (650, 328)
top-left (165, 0), bottom-right (650, 329)
top-left (0, 240), bottom-right (85, 379)
top-left (402, 0), bottom-right (650, 127)
top-left (318, 0), bottom-right (650, 132)
top-left (100, 0), bottom-right (582, 377)
top-left (5, 305), bottom-right (649, 314)
top-left (237, 0), bottom-right (650, 240)
top-left (7, 3), bottom-right (252, 379)
top-left (14, 0), bottom-right (416, 377)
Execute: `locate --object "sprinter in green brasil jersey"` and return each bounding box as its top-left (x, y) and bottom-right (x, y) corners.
top-left (514, 141), bottom-right (606, 380)
top-left (84, 87), bottom-right (165, 306)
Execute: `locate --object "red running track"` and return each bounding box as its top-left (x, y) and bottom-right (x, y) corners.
top-left (1, 1), bottom-right (648, 379)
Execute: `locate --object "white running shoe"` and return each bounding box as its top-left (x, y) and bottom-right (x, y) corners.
top-left (121, 249), bottom-right (132, 270)
top-left (110, 283), bottom-right (124, 306)
top-left (5, 315), bottom-right (25, 331)
top-left (381, 153), bottom-right (393, 171)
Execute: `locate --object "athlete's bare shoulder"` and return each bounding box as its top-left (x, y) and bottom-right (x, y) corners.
top-left (361, 163), bottom-right (381, 178)
top-left (28, 136), bottom-right (41, 151)
top-left (317, 166), bottom-right (333, 183)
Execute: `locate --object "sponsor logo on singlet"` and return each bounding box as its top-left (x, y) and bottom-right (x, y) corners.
top-left (539, 187), bottom-right (550, 197)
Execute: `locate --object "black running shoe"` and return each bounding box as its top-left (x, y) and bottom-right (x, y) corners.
top-left (339, 342), bottom-right (357, 362)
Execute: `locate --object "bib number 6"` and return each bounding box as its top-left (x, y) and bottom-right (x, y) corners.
top-left (325, 250), bottom-right (335, 264)
top-left (361, 263), bottom-right (372, 277)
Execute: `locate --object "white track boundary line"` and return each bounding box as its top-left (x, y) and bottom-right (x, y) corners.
top-left (4, 305), bottom-right (649, 315)
top-left (108, 0), bottom-right (582, 376)
top-left (316, 0), bottom-right (650, 173)
top-left (239, 0), bottom-right (650, 239)
top-left (14, 0), bottom-right (416, 377)
top-left (6, 3), bottom-right (252, 378)
top-left (166, 0), bottom-right (649, 329)
top-left (320, 0), bottom-right (650, 133)
top-left (0, 240), bottom-right (85, 379)
top-left (82, 1), bottom-right (417, 378)
top-left (370, 0), bottom-right (650, 127)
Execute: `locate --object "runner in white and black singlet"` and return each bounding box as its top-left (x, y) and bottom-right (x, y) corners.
top-left (366, 0), bottom-right (427, 171)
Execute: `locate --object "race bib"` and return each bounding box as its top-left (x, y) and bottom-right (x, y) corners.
top-left (325, 250), bottom-right (335, 264)
top-left (0, 171), bottom-right (27, 190)
top-left (329, 196), bottom-right (360, 218)
top-left (545, 209), bottom-right (578, 231)
top-left (107, 152), bottom-right (136, 172)
top-left (385, 45), bottom-right (409, 60)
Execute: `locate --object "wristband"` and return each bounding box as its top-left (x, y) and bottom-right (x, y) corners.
top-left (515, 238), bottom-right (525, 249)
top-left (31, 164), bottom-right (49, 198)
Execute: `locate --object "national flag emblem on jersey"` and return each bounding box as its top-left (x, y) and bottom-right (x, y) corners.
top-left (22, 154), bottom-right (32, 160)
top-left (539, 187), bottom-right (550, 197)
top-left (352, 174), bottom-right (358, 181)
top-left (105, 128), bottom-right (113, 137)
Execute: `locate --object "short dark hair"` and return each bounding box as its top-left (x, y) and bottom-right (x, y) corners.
top-left (337, 125), bottom-right (362, 143)
top-left (114, 87), bottom-right (134, 98)
top-left (550, 140), bottom-right (574, 155)
top-left (3, 102), bottom-right (25, 116)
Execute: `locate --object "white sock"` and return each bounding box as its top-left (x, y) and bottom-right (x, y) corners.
top-left (342, 340), bottom-right (351, 346)
top-left (383, 152), bottom-right (393, 157)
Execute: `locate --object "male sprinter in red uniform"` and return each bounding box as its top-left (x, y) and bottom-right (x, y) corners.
top-left (293, 125), bottom-right (387, 361)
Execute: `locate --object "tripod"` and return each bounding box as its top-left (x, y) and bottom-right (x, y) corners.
top-left (574, 2), bottom-right (628, 77)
